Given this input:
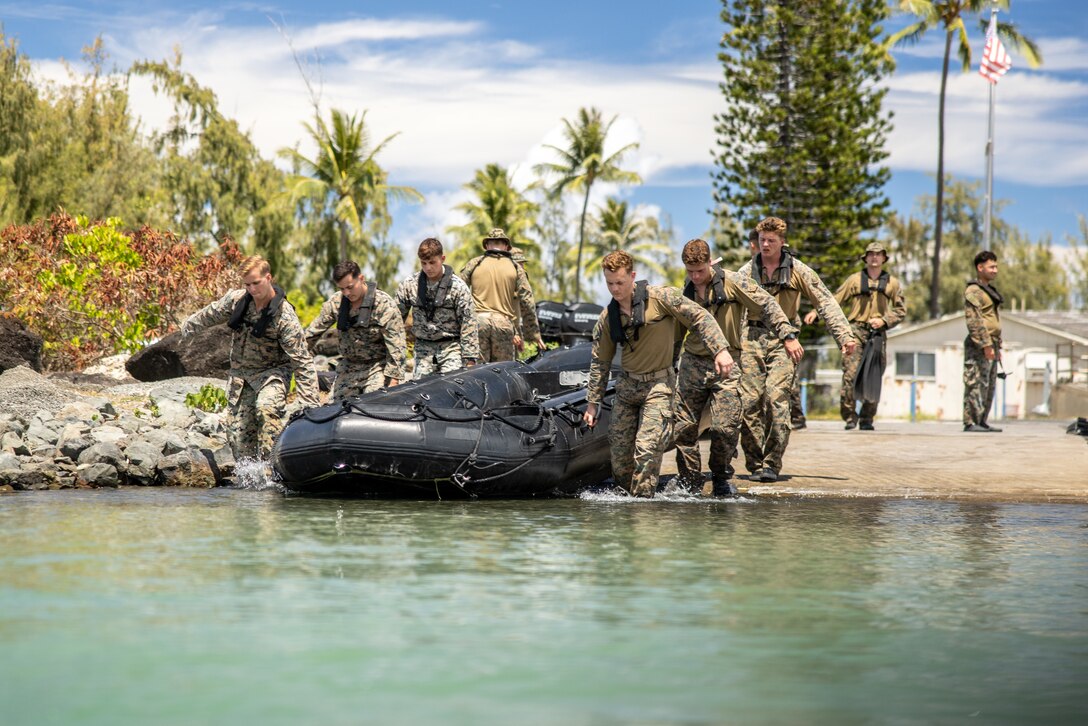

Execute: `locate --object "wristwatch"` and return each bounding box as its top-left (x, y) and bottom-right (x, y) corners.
top-left (784, 333), bottom-right (798, 341)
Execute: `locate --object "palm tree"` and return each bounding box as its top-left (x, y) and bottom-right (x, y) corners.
top-left (577, 198), bottom-right (672, 283)
top-left (280, 108), bottom-right (422, 275)
top-left (887, 0), bottom-right (1040, 318)
top-left (534, 107), bottom-right (641, 300)
top-left (445, 163), bottom-right (542, 280)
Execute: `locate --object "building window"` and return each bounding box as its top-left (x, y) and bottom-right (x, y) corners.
top-left (896, 351), bottom-right (936, 379)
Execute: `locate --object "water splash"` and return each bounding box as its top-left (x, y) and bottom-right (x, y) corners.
top-left (232, 458), bottom-right (284, 492)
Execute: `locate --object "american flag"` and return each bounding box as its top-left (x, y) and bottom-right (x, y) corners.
top-left (979, 14), bottom-right (1012, 84)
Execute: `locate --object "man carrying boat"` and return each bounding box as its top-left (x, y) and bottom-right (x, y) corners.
top-left (180, 255), bottom-right (319, 460)
top-left (395, 238), bottom-right (481, 378)
top-left (583, 250), bottom-right (731, 499)
top-left (673, 238), bottom-right (799, 497)
top-left (460, 228), bottom-right (544, 362)
top-left (963, 250), bottom-right (1004, 433)
top-left (804, 241), bottom-right (906, 431)
top-left (736, 217), bottom-right (856, 484)
top-left (305, 260), bottom-right (407, 400)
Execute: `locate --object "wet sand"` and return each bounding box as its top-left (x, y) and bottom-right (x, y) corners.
top-left (659, 419), bottom-right (1088, 503)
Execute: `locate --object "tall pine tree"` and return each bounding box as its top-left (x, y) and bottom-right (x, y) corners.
top-left (712, 0), bottom-right (894, 284)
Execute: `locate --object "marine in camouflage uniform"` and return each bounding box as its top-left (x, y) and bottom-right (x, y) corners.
top-left (460, 228), bottom-right (543, 362)
top-left (180, 257), bottom-right (319, 461)
top-left (737, 218), bottom-right (855, 482)
top-left (305, 262), bottom-right (407, 401)
top-left (813, 241), bottom-right (906, 430)
top-left (585, 251), bottom-right (730, 499)
top-left (672, 239), bottom-right (798, 495)
top-left (963, 251), bottom-right (1004, 432)
top-left (395, 239), bottom-right (481, 378)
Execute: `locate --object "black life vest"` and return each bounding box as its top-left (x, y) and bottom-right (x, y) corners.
top-left (337, 283), bottom-right (377, 331)
top-left (859, 270), bottom-right (890, 298)
top-left (683, 266), bottom-right (733, 309)
top-left (227, 285), bottom-right (287, 338)
top-left (417, 265), bottom-right (454, 321)
top-left (966, 280), bottom-right (1004, 308)
top-left (751, 250), bottom-right (795, 291)
top-left (607, 280), bottom-right (649, 347)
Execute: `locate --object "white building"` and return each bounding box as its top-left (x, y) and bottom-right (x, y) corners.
top-left (876, 311), bottom-right (1088, 422)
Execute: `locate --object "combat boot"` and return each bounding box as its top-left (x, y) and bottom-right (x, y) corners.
top-left (711, 475), bottom-right (737, 498)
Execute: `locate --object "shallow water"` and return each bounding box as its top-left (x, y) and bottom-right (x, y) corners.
top-left (1, 489), bottom-right (1086, 725)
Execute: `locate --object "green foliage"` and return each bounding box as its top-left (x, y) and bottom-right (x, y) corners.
top-left (713, 0), bottom-right (893, 285)
top-left (535, 107), bottom-right (641, 300)
top-left (0, 212), bottom-right (242, 369)
top-left (286, 288), bottom-right (326, 328)
top-left (184, 384), bottom-right (228, 412)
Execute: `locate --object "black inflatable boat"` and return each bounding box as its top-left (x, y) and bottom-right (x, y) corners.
top-left (272, 344), bottom-right (616, 498)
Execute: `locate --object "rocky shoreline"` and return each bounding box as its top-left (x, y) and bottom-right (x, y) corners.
top-left (0, 363), bottom-right (237, 492)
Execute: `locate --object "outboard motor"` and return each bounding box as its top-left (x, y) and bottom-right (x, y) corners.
top-left (536, 301), bottom-right (566, 344)
top-left (561, 302), bottom-right (603, 345)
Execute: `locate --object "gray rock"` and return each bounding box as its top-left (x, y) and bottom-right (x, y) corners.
top-left (191, 409), bottom-right (226, 436)
top-left (1, 431), bottom-right (27, 455)
top-left (77, 463), bottom-right (121, 488)
top-left (124, 440), bottom-right (163, 485)
top-left (25, 422), bottom-right (59, 446)
top-left (0, 466), bottom-right (59, 490)
top-left (89, 426), bottom-right (128, 446)
top-left (58, 435), bottom-right (94, 461)
top-left (77, 442), bottom-right (127, 473)
top-left (56, 401), bottom-right (101, 423)
top-left (152, 398), bottom-right (193, 429)
top-left (0, 452), bottom-right (21, 469)
top-left (140, 428), bottom-right (187, 457)
top-left (206, 445), bottom-right (236, 480)
top-left (158, 450), bottom-right (216, 488)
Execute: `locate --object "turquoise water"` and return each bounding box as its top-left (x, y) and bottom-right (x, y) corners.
top-left (1, 489), bottom-right (1086, 725)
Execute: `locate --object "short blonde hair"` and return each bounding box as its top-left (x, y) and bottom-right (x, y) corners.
top-left (756, 217), bottom-right (788, 237)
top-left (681, 239), bottom-right (712, 265)
top-left (240, 255), bottom-right (271, 277)
top-left (601, 250), bottom-right (634, 273)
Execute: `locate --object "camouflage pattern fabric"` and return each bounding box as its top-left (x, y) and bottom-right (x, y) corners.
top-left (394, 272), bottom-right (481, 363)
top-left (333, 360), bottom-right (387, 401)
top-left (610, 373), bottom-right (676, 498)
top-left (412, 339), bottom-right (464, 378)
top-left (790, 370), bottom-right (806, 426)
top-left (739, 328), bottom-right (795, 473)
top-left (673, 349), bottom-right (742, 486)
top-left (477, 313), bottom-right (517, 363)
top-left (841, 321), bottom-right (883, 425)
top-left (305, 289), bottom-right (408, 383)
top-left (963, 335), bottom-right (1000, 427)
top-left (181, 288), bottom-right (320, 460)
top-left (229, 376), bottom-right (288, 460)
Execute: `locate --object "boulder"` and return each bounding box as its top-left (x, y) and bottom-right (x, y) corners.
top-left (0, 314), bottom-right (43, 372)
top-left (89, 425), bottom-right (127, 446)
top-left (151, 398), bottom-right (193, 429)
top-left (124, 440), bottom-right (163, 485)
top-left (0, 465), bottom-right (59, 490)
top-left (77, 441), bottom-right (127, 473)
top-left (140, 428), bottom-right (187, 457)
top-left (56, 401), bottom-right (103, 423)
top-left (126, 326), bottom-right (233, 382)
top-left (158, 449), bottom-right (216, 488)
top-left (1, 431), bottom-right (28, 455)
top-left (77, 463), bottom-right (121, 488)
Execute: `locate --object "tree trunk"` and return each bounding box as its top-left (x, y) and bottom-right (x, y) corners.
top-left (929, 31), bottom-right (953, 320)
top-left (574, 184), bottom-right (592, 301)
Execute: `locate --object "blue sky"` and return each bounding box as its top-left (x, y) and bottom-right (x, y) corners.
top-left (2, 0), bottom-right (1086, 271)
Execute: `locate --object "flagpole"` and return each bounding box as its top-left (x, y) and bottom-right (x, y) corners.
top-left (982, 4), bottom-right (998, 250)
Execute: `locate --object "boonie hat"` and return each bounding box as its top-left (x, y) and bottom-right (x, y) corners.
top-left (482, 228), bottom-right (511, 249)
top-left (861, 241), bottom-right (889, 261)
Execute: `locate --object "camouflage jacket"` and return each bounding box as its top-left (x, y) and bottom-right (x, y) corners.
top-left (587, 285), bottom-right (728, 405)
top-left (738, 255), bottom-right (854, 348)
top-left (461, 252), bottom-right (542, 341)
top-left (180, 288), bottom-right (319, 407)
top-left (304, 288), bottom-right (408, 380)
top-left (394, 269), bottom-right (482, 361)
top-left (964, 281), bottom-right (1003, 348)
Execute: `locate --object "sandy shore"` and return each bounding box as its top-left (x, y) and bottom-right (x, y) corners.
top-left (659, 419), bottom-right (1088, 503)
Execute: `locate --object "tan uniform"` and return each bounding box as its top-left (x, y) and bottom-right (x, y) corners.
top-left (673, 268), bottom-right (797, 487)
top-left (587, 284), bottom-right (728, 498)
top-left (736, 254), bottom-right (853, 474)
top-left (181, 288), bottom-right (319, 460)
top-left (461, 251), bottom-right (541, 362)
top-left (963, 280), bottom-right (1003, 427)
top-left (831, 269), bottom-right (906, 426)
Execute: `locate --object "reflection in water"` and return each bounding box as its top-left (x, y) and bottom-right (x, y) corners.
top-left (0, 490), bottom-right (1085, 724)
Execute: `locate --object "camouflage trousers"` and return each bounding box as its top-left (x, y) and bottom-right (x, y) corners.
top-left (610, 370), bottom-right (676, 498)
top-left (790, 368), bottom-right (805, 426)
top-left (228, 375), bottom-right (288, 460)
top-left (333, 360), bottom-right (387, 402)
top-left (673, 349), bottom-right (742, 484)
top-left (963, 336), bottom-right (1000, 426)
top-left (413, 338), bottom-right (463, 379)
top-left (739, 330), bottom-right (796, 473)
top-left (841, 322), bottom-right (883, 425)
top-left (477, 313), bottom-right (516, 363)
